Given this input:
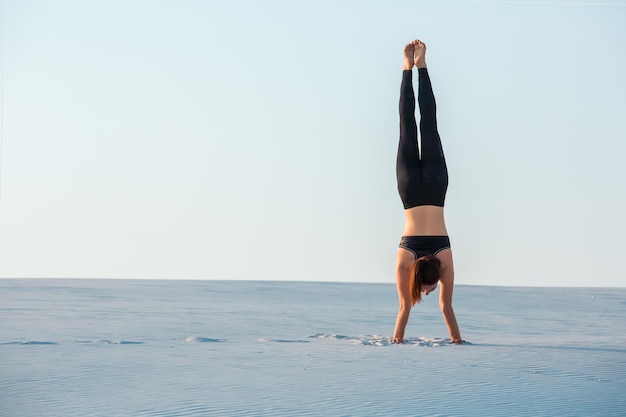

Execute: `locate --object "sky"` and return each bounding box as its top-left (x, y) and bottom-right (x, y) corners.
top-left (0, 0), bottom-right (625, 287)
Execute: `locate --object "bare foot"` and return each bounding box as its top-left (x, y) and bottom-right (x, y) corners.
top-left (414, 40), bottom-right (427, 69)
top-left (403, 43), bottom-right (414, 70)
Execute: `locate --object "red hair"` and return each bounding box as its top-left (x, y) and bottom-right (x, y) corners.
top-left (409, 255), bottom-right (441, 305)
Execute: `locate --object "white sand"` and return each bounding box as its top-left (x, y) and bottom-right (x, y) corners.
top-left (1, 279), bottom-right (625, 416)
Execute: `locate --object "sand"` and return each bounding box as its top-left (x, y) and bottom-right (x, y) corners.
top-left (1, 279), bottom-right (625, 416)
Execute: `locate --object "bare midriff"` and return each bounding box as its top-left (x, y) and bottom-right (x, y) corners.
top-left (403, 205), bottom-right (448, 236)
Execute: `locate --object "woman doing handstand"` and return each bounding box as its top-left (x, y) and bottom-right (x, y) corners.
top-left (391, 40), bottom-right (463, 344)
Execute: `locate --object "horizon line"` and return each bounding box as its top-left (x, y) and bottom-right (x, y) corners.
top-left (1, 276), bottom-right (625, 290)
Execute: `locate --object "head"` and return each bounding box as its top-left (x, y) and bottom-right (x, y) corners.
top-left (409, 255), bottom-right (441, 305)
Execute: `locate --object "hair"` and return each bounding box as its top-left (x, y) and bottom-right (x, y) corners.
top-left (409, 255), bottom-right (442, 305)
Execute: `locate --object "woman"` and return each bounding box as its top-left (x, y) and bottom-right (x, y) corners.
top-left (391, 40), bottom-right (463, 344)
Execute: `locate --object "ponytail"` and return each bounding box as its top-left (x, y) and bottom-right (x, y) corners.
top-left (409, 255), bottom-right (442, 305)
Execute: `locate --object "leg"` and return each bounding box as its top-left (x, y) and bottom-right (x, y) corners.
top-left (396, 69), bottom-right (421, 208)
top-left (414, 40), bottom-right (444, 166)
top-left (418, 67), bottom-right (448, 188)
top-left (399, 69), bottom-right (419, 168)
top-left (417, 67), bottom-right (445, 164)
top-left (399, 42), bottom-right (419, 167)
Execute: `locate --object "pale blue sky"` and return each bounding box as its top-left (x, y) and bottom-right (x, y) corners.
top-left (1, 0), bottom-right (625, 286)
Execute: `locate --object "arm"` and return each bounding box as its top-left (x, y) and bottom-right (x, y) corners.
top-left (392, 250), bottom-right (414, 343)
top-left (438, 250), bottom-right (463, 343)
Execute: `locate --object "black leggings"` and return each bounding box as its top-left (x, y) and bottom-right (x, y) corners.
top-left (396, 68), bottom-right (448, 209)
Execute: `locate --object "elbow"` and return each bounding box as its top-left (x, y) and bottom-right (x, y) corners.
top-left (439, 302), bottom-right (453, 314)
top-left (398, 303), bottom-right (412, 314)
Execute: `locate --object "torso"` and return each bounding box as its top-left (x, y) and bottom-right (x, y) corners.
top-left (402, 205), bottom-right (448, 236)
top-left (399, 205), bottom-right (452, 281)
